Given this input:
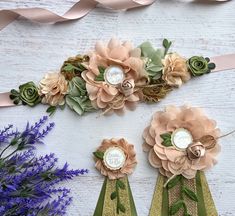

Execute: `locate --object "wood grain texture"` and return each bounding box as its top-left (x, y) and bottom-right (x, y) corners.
top-left (0, 0), bottom-right (235, 215)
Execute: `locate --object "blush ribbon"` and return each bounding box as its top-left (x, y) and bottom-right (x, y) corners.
top-left (0, 0), bottom-right (231, 31)
top-left (0, 0), bottom-right (155, 31)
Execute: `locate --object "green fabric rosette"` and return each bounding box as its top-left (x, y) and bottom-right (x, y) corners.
top-left (187, 56), bottom-right (216, 76)
top-left (10, 81), bottom-right (41, 107)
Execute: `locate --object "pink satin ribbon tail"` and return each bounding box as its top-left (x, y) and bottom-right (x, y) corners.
top-left (0, 92), bottom-right (15, 107)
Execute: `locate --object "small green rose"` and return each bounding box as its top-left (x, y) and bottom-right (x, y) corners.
top-left (65, 77), bottom-right (95, 115)
top-left (187, 56), bottom-right (216, 76)
top-left (10, 82), bottom-right (41, 107)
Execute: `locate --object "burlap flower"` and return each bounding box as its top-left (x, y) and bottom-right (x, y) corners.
top-left (82, 38), bottom-right (148, 114)
top-left (162, 53), bottom-right (191, 87)
top-left (94, 138), bottom-right (137, 180)
top-left (38, 72), bottom-right (68, 106)
top-left (143, 105), bottom-right (221, 179)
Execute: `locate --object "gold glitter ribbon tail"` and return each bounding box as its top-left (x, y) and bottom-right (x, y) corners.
top-left (94, 176), bottom-right (137, 216)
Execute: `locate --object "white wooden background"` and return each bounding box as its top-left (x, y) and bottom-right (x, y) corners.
top-left (0, 0), bottom-right (235, 215)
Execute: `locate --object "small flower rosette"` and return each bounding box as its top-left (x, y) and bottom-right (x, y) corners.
top-left (143, 105), bottom-right (220, 216)
top-left (93, 138), bottom-right (137, 216)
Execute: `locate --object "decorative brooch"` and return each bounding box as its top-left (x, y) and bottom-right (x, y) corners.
top-left (93, 138), bottom-right (137, 215)
top-left (7, 39), bottom-right (216, 116)
top-left (143, 105), bottom-right (228, 216)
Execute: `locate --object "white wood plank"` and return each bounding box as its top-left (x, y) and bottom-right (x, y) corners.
top-left (0, 0), bottom-right (235, 215)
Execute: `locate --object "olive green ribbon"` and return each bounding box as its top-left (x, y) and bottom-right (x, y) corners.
top-left (149, 172), bottom-right (217, 216)
top-left (93, 176), bottom-right (137, 216)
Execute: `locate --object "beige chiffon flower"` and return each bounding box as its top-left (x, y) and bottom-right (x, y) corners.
top-left (82, 38), bottom-right (148, 114)
top-left (94, 138), bottom-right (137, 180)
top-left (162, 53), bottom-right (191, 87)
top-left (38, 72), bottom-right (68, 106)
top-left (143, 105), bottom-right (221, 179)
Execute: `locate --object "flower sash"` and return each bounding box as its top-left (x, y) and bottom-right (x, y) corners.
top-left (0, 39), bottom-right (235, 117)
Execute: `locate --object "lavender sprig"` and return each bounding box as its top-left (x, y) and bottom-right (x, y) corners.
top-left (0, 117), bottom-right (88, 216)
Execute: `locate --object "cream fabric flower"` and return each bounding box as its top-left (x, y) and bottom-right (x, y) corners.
top-left (82, 38), bottom-right (148, 114)
top-left (94, 138), bottom-right (137, 180)
top-left (162, 53), bottom-right (191, 87)
top-left (38, 72), bottom-right (68, 106)
top-left (143, 105), bottom-right (221, 179)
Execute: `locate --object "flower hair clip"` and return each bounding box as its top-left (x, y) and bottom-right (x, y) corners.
top-left (93, 138), bottom-right (137, 215)
top-left (1, 38), bottom-right (234, 116)
top-left (143, 105), bottom-right (234, 216)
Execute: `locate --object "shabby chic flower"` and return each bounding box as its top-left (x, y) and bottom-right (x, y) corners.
top-left (143, 105), bottom-right (221, 179)
top-left (94, 138), bottom-right (137, 180)
top-left (162, 53), bottom-right (191, 87)
top-left (38, 72), bottom-right (68, 106)
top-left (82, 38), bottom-right (148, 114)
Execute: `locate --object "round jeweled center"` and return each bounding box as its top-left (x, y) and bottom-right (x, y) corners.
top-left (171, 128), bottom-right (193, 150)
top-left (104, 66), bottom-right (125, 85)
top-left (103, 147), bottom-right (126, 170)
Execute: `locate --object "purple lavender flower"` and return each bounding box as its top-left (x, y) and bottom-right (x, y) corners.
top-left (0, 117), bottom-right (88, 216)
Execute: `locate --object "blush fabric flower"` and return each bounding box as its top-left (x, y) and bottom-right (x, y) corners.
top-left (82, 38), bottom-right (148, 115)
top-left (38, 72), bottom-right (68, 106)
top-left (94, 138), bottom-right (137, 180)
top-left (143, 105), bottom-right (221, 179)
top-left (162, 53), bottom-right (191, 87)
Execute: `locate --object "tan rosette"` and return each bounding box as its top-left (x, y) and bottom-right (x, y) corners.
top-left (94, 138), bottom-right (137, 180)
top-left (162, 53), bottom-right (191, 87)
top-left (38, 72), bottom-right (68, 106)
top-left (82, 38), bottom-right (148, 115)
top-left (143, 105), bottom-right (221, 179)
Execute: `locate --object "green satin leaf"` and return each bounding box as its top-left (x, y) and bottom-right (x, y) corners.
top-left (167, 175), bottom-right (181, 189)
top-left (183, 186), bottom-right (198, 202)
top-left (93, 178), bottom-right (107, 216)
top-left (169, 200), bottom-right (184, 215)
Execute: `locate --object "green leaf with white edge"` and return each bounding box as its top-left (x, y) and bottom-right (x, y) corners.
top-left (146, 64), bottom-right (163, 73)
top-left (68, 77), bottom-right (87, 96)
top-left (169, 200), bottom-right (184, 215)
top-left (46, 106), bottom-right (57, 116)
top-left (117, 179), bottom-right (126, 190)
top-left (152, 73), bottom-right (162, 80)
top-left (66, 96), bottom-right (84, 115)
top-left (66, 95), bottom-right (94, 115)
top-left (167, 175), bottom-right (182, 189)
top-left (183, 187), bottom-right (198, 202)
top-left (139, 41), bottom-right (155, 57)
top-left (160, 133), bottom-right (173, 147)
top-left (151, 49), bottom-right (164, 63)
top-left (110, 191), bottom-right (117, 200)
top-left (93, 151), bottom-right (104, 160)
